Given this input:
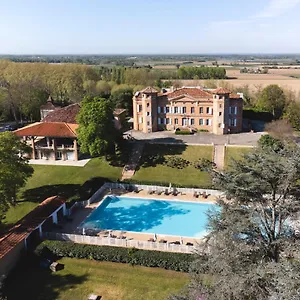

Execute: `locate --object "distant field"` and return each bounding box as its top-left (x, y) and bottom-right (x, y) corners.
top-left (173, 77), bottom-right (300, 93)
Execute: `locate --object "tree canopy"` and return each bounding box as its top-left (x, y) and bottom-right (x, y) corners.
top-left (0, 132), bottom-right (33, 215)
top-left (171, 143), bottom-right (300, 300)
top-left (256, 85), bottom-right (286, 119)
top-left (76, 96), bottom-right (117, 157)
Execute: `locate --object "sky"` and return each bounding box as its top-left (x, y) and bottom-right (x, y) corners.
top-left (0, 0), bottom-right (300, 54)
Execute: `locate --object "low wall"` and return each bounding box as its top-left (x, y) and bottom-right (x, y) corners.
top-left (44, 232), bottom-right (195, 254)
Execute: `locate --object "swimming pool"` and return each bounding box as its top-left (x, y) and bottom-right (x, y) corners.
top-left (81, 196), bottom-right (217, 238)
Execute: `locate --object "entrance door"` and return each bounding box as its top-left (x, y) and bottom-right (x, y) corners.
top-left (56, 151), bottom-right (62, 160)
top-left (182, 118), bottom-right (188, 126)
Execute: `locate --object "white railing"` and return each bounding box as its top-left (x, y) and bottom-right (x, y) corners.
top-left (44, 232), bottom-right (196, 254)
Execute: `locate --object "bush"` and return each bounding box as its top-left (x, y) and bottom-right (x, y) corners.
top-left (198, 129), bottom-right (209, 133)
top-left (164, 157), bottom-right (190, 169)
top-left (175, 130), bottom-right (193, 135)
top-left (243, 109), bottom-right (273, 122)
top-left (35, 240), bottom-right (193, 272)
top-left (194, 158), bottom-right (216, 171)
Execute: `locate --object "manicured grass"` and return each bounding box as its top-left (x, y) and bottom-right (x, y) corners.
top-left (5, 258), bottom-right (188, 300)
top-left (224, 146), bottom-right (253, 169)
top-left (4, 158), bottom-right (122, 226)
top-left (132, 144), bottom-right (213, 187)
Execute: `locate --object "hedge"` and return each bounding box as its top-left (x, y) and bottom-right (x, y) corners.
top-left (175, 130), bottom-right (193, 135)
top-left (35, 240), bottom-right (194, 273)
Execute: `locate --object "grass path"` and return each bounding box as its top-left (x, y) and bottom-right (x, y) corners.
top-left (6, 258), bottom-right (188, 300)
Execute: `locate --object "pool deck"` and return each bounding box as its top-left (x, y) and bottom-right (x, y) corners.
top-left (61, 188), bottom-right (218, 246)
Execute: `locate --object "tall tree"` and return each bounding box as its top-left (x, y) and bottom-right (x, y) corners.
top-left (256, 84), bottom-right (286, 119)
top-left (110, 88), bottom-right (133, 115)
top-left (284, 100), bottom-right (300, 131)
top-left (171, 143), bottom-right (300, 300)
top-left (0, 132), bottom-right (33, 211)
top-left (76, 96), bottom-right (116, 157)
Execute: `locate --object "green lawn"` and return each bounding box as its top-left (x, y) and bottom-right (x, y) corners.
top-left (224, 146), bottom-right (253, 169)
top-left (5, 258), bottom-right (188, 300)
top-left (4, 158), bottom-right (122, 226)
top-left (132, 144), bottom-right (213, 187)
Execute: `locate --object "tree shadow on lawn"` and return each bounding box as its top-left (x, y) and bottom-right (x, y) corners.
top-left (138, 143), bottom-right (188, 169)
top-left (4, 254), bottom-right (88, 300)
top-left (19, 177), bottom-right (113, 206)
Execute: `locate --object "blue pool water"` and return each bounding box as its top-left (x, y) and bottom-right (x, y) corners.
top-left (81, 196), bottom-right (217, 238)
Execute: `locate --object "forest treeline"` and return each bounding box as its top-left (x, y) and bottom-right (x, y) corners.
top-left (0, 60), bottom-right (226, 123)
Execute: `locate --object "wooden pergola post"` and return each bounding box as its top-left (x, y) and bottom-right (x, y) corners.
top-left (31, 136), bottom-right (36, 159)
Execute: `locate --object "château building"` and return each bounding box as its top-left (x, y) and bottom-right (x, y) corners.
top-left (133, 86), bottom-right (243, 135)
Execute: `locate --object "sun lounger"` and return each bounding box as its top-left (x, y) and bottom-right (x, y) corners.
top-left (164, 189), bottom-right (170, 195)
top-left (172, 188), bottom-right (179, 196)
top-left (159, 239), bottom-right (167, 243)
top-left (157, 190), bottom-right (163, 195)
top-left (148, 238), bottom-right (155, 242)
top-left (193, 191), bottom-right (199, 198)
top-left (186, 242), bottom-right (194, 246)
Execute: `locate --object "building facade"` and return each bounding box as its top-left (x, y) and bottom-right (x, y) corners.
top-left (133, 87), bottom-right (243, 135)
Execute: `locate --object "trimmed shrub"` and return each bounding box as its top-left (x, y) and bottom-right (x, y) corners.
top-left (35, 240), bottom-right (194, 273)
top-left (175, 130), bottom-right (193, 135)
top-left (194, 158), bottom-right (216, 171)
top-left (164, 157), bottom-right (190, 169)
top-left (198, 129), bottom-right (209, 132)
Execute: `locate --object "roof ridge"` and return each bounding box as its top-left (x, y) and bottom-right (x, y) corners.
top-left (64, 122), bottom-right (77, 136)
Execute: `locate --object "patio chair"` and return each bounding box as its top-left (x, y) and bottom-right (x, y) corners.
top-left (164, 188), bottom-right (170, 195)
top-left (147, 190), bottom-right (154, 195)
top-left (186, 242), bottom-right (194, 246)
top-left (202, 191), bottom-right (208, 199)
top-left (172, 188), bottom-right (179, 196)
top-left (193, 191), bottom-right (199, 198)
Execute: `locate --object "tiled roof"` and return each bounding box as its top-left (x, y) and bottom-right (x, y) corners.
top-left (14, 122), bottom-right (78, 138)
top-left (43, 103), bottom-right (80, 124)
top-left (141, 86), bottom-right (158, 93)
top-left (214, 87), bottom-right (232, 94)
top-left (0, 196), bottom-right (65, 259)
top-left (230, 93), bottom-right (242, 99)
top-left (40, 96), bottom-right (60, 110)
top-left (114, 108), bottom-right (127, 116)
top-left (167, 88), bottom-right (212, 99)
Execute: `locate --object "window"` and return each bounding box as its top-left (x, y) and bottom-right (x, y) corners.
top-left (163, 107), bottom-right (166, 113)
top-left (219, 112), bottom-right (222, 116)
top-left (218, 123), bottom-right (222, 128)
top-left (164, 118), bottom-right (167, 125)
top-left (147, 103), bottom-right (150, 107)
top-left (147, 112), bottom-right (150, 116)
top-left (147, 121), bottom-right (150, 126)
top-left (138, 117), bottom-right (143, 124)
top-left (158, 118), bottom-right (161, 125)
top-left (200, 107), bottom-right (203, 114)
top-left (206, 119), bottom-right (209, 126)
top-left (191, 107), bottom-right (195, 114)
top-left (174, 107), bottom-right (178, 114)
top-left (199, 119), bottom-right (203, 125)
top-left (206, 107), bottom-right (210, 114)
top-left (182, 107), bottom-right (186, 114)
top-left (166, 107), bottom-right (170, 113)
top-left (166, 118), bottom-right (169, 124)
top-left (234, 107), bottom-right (238, 115)
top-left (229, 118), bottom-right (237, 126)
top-left (175, 118), bottom-right (178, 125)
top-left (138, 105), bottom-right (142, 112)
top-left (158, 107), bottom-right (161, 113)
top-left (219, 104), bottom-right (222, 108)
top-left (190, 118), bottom-right (195, 125)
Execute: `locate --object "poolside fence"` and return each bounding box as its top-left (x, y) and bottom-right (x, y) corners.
top-left (43, 232), bottom-right (196, 254)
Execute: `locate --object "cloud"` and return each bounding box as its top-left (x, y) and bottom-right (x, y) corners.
top-left (254, 0), bottom-right (300, 18)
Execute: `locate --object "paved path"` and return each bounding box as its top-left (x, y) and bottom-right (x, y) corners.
top-left (121, 143), bottom-right (144, 180)
top-left (125, 130), bottom-right (263, 146)
top-left (29, 158), bottom-right (91, 167)
top-left (213, 145), bottom-right (225, 170)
